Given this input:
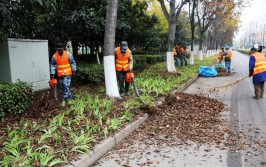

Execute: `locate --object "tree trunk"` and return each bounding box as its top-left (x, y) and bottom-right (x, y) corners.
top-left (159, 0), bottom-right (188, 73)
top-left (166, 20), bottom-right (177, 72)
top-left (199, 33), bottom-right (203, 60)
top-left (189, 0), bottom-right (197, 65)
top-left (103, 0), bottom-right (120, 98)
top-left (72, 41), bottom-right (78, 58)
top-left (199, 32), bottom-right (203, 50)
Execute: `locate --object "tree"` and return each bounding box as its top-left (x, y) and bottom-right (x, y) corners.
top-left (196, 0), bottom-right (213, 53)
top-left (103, 0), bottom-right (120, 98)
top-left (205, 0), bottom-right (245, 49)
top-left (175, 11), bottom-right (191, 45)
top-left (188, 0), bottom-right (197, 63)
top-left (158, 0), bottom-right (189, 72)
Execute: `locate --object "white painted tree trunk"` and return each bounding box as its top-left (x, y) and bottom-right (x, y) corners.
top-left (199, 50), bottom-right (203, 60)
top-left (103, 0), bottom-right (119, 98)
top-left (166, 52), bottom-right (176, 73)
top-left (96, 51), bottom-right (100, 64)
top-left (104, 56), bottom-right (120, 98)
top-left (190, 51), bottom-right (194, 65)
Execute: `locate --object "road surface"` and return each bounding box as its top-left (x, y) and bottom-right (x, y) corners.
top-left (93, 51), bottom-right (266, 167)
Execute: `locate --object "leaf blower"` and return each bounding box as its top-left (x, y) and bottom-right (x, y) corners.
top-left (49, 78), bottom-right (58, 102)
top-left (126, 70), bottom-right (140, 97)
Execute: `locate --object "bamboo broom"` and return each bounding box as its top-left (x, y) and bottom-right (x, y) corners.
top-left (207, 76), bottom-right (248, 91)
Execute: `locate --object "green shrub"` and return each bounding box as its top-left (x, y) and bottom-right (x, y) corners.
top-left (134, 56), bottom-right (147, 71)
top-left (76, 63), bottom-right (104, 83)
top-left (145, 55), bottom-right (158, 64)
top-left (0, 80), bottom-right (33, 118)
top-left (146, 55), bottom-right (166, 64)
top-left (133, 54), bottom-right (166, 71)
top-left (237, 50), bottom-right (250, 55)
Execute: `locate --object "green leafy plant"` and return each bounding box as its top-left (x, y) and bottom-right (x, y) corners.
top-left (120, 112), bottom-right (133, 122)
top-left (108, 118), bottom-right (121, 131)
top-left (0, 80), bottom-right (33, 118)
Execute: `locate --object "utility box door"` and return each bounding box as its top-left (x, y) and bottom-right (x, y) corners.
top-left (0, 38), bottom-right (50, 91)
top-left (8, 40), bottom-right (33, 82)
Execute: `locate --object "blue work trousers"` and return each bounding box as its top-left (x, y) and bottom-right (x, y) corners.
top-left (58, 76), bottom-right (72, 101)
top-left (180, 56), bottom-right (187, 66)
top-left (174, 56), bottom-right (179, 67)
top-left (225, 61), bottom-right (231, 73)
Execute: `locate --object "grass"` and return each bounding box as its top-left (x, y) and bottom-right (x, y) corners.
top-left (0, 54), bottom-right (216, 167)
top-left (237, 50), bottom-right (250, 55)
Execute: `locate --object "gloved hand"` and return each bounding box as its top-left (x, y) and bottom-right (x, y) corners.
top-left (249, 69), bottom-right (253, 77)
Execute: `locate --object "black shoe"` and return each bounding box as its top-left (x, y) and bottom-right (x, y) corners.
top-left (253, 96), bottom-right (260, 99)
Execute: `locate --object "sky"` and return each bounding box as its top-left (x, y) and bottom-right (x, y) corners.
top-left (234, 0), bottom-right (266, 42)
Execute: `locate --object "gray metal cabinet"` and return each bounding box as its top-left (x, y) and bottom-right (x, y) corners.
top-left (0, 38), bottom-right (50, 90)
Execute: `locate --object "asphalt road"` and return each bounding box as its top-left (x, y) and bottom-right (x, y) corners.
top-left (93, 51), bottom-right (266, 167)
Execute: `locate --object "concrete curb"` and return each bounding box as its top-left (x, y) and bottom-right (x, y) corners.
top-left (179, 74), bottom-right (199, 93)
top-left (65, 66), bottom-right (204, 167)
top-left (65, 114), bottom-right (148, 167)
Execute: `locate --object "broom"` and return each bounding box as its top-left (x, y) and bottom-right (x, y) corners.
top-left (207, 76), bottom-right (248, 91)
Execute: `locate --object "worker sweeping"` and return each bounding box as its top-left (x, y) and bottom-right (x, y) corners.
top-left (249, 47), bottom-right (266, 99)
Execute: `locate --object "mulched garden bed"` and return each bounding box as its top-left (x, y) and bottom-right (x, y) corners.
top-left (0, 81), bottom-right (145, 164)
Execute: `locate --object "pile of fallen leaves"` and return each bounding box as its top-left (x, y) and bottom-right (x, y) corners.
top-left (215, 67), bottom-right (234, 77)
top-left (138, 92), bottom-right (228, 146)
top-left (115, 92), bottom-right (266, 152)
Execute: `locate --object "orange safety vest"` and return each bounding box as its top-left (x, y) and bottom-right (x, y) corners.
top-left (180, 48), bottom-right (185, 55)
top-left (115, 47), bottom-right (130, 71)
top-left (218, 50), bottom-right (223, 59)
top-left (227, 50), bottom-right (233, 59)
top-left (173, 48), bottom-right (177, 56)
top-left (54, 51), bottom-right (72, 77)
top-left (252, 52), bottom-right (266, 76)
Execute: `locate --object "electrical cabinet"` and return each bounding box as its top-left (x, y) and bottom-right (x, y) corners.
top-left (0, 38), bottom-right (50, 90)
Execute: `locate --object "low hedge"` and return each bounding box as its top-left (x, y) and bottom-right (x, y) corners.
top-left (0, 80), bottom-right (33, 118)
top-left (75, 63), bottom-right (105, 83)
top-left (76, 54), bottom-right (166, 81)
top-left (134, 54), bottom-right (165, 71)
top-left (237, 50), bottom-right (250, 55)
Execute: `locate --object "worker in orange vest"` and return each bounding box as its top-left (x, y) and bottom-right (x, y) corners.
top-left (249, 47), bottom-right (266, 99)
top-left (225, 47), bottom-right (233, 73)
top-left (115, 41), bottom-right (133, 96)
top-left (218, 47), bottom-right (225, 64)
top-left (173, 44), bottom-right (180, 67)
top-left (50, 43), bottom-right (77, 104)
top-left (180, 45), bottom-right (188, 66)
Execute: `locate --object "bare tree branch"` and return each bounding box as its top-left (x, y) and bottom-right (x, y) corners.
top-left (158, 0), bottom-right (170, 22)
